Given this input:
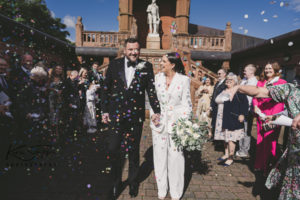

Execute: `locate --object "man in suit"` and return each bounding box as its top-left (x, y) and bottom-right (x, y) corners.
top-left (101, 38), bottom-right (160, 198)
top-left (10, 54), bottom-right (33, 108)
top-left (9, 54), bottom-right (34, 134)
top-left (88, 61), bottom-right (103, 84)
top-left (0, 56), bottom-right (13, 132)
top-left (210, 68), bottom-right (227, 139)
top-left (62, 70), bottom-right (81, 135)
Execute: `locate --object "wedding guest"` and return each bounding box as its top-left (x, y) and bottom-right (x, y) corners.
top-left (214, 73), bottom-right (248, 166)
top-left (293, 65), bottom-right (300, 85)
top-left (10, 54), bottom-right (34, 129)
top-left (48, 65), bottom-right (65, 135)
top-left (16, 66), bottom-right (49, 136)
top-left (87, 61), bottom-right (104, 125)
top-left (233, 82), bottom-right (300, 200)
top-left (150, 52), bottom-right (192, 200)
top-left (83, 82), bottom-right (100, 133)
top-left (211, 68), bottom-right (227, 139)
top-left (252, 62), bottom-right (286, 174)
top-left (62, 70), bottom-right (80, 134)
top-left (0, 56), bottom-right (13, 132)
top-left (195, 76), bottom-right (214, 138)
top-left (78, 67), bottom-right (90, 116)
top-left (236, 64), bottom-right (258, 158)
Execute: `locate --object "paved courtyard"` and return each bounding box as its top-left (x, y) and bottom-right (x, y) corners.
top-left (1, 119), bottom-right (281, 200)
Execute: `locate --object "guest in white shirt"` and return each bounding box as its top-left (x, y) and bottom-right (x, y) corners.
top-left (236, 64), bottom-right (258, 158)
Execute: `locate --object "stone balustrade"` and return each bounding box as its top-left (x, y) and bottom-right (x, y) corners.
top-left (172, 34), bottom-right (226, 51)
top-left (81, 31), bottom-right (130, 48)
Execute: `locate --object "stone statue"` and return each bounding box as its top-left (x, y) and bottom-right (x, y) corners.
top-left (130, 17), bottom-right (138, 38)
top-left (147, 0), bottom-right (160, 35)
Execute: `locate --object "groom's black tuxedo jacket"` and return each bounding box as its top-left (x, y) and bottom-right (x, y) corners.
top-left (101, 57), bottom-right (160, 124)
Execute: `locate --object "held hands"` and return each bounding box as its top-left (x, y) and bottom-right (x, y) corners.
top-left (151, 113), bottom-right (160, 126)
top-left (102, 113), bottom-right (111, 124)
top-left (238, 115), bottom-right (245, 123)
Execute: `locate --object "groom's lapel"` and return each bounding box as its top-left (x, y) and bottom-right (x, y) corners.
top-left (118, 58), bottom-right (126, 87)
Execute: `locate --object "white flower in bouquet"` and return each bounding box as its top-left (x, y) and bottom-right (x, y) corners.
top-left (181, 135), bottom-right (188, 146)
top-left (192, 123), bottom-right (199, 129)
top-left (171, 117), bottom-right (209, 152)
top-left (188, 127), bottom-right (194, 135)
top-left (185, 120), bottom-right (192, 127)
top-left (193, 133), bottom-right (200, 139)
top-left (177, 127), bottom-right (184, 136)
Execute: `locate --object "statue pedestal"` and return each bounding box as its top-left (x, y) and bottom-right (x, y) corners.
top-left (146, 34), bottom-right (160, 49)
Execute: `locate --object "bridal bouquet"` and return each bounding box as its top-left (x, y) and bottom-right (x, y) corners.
top-left (171, 117), bottom-right (209, 151)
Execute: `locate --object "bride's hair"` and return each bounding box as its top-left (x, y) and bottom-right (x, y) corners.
top-left (165, 52), bottom-right (186, 75)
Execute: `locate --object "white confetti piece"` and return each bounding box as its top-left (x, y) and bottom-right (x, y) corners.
top-left (273, 14), bottom-right (278, 18)
top-left (263, 19), bottom-right (269, 22)
top-left (261, 10), bottom-right (265, 15)
top-left (244, 14), bottom-right (249, 19)
top-left (288, 41), bottom-right (294, 46)
top-left (238, 26), bottom-right (243, 30)
top-left (280, 1), bottom-right (284, 7)
top-left (244, 29), bottom-right (248, 34)
top-left (270, 39), bottom-right (274, 44)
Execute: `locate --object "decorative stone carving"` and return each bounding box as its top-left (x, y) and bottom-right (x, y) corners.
top-left (147, 0), bottom-right (160, 36)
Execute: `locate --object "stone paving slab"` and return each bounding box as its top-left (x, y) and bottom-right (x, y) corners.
top-left (118, 120), bottom-right (260, 200)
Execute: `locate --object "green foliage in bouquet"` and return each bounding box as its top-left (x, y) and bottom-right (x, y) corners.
top-left (171, 117), bottom-right (209, 151)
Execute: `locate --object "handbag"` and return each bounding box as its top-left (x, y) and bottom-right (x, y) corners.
top-left (265, 148), bottom-right (288, 189)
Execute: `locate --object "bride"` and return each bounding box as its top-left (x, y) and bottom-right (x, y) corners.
top-left (150, 52), bottom-right (193, 200)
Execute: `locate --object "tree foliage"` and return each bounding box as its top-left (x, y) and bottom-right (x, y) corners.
top-left (0, 0), bottom-right (70, 42)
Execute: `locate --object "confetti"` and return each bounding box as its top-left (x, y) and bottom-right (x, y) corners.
top-left (263, 19), bottom-right (269, 22)
top-left (244, 29), bottom-right (248, 34)
top-left (288, 41), bottom-right (294, 46)
top-left (270, 39), bottom-right (274, 44)
top-left (261, 10), bottom-right (265, 15)
top-left (273, 14), bottom-right (278, 18)
top-left (87, 184), bottom-right (91, 189)
top-left (244, 14), bottom-right (249, 19)
top-left (280, 1), bottom-right (284, 7)
top-left (238, 26), bottom-right (243, 30)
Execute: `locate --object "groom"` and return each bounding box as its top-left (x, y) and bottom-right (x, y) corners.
top-left (101, 38), bottom-right (160, 198)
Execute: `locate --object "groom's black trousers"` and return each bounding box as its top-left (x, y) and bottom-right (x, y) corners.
top-left (107, 120), bottom-right (143, 186)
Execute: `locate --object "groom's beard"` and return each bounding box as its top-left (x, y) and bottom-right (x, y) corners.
top-left (125, 53), bottom-right (139, 62)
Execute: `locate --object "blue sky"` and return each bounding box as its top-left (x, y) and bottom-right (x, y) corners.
top-left (45, 0), bottom-right (300, 42)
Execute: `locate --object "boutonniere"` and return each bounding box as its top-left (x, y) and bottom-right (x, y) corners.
top-left (136, 62), bottom-right (146, 70)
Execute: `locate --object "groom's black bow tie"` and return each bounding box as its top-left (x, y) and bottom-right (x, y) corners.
top-left (127, 61), bottom-right (137, 68)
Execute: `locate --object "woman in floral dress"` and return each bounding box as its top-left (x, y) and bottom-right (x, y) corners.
top-left (235, 83), bottom-right (300, 200)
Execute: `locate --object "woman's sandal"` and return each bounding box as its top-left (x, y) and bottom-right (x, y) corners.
top-left (223, 155), bottom-right (234, 167)
top-left (217, 155), bottom-right (229, 161)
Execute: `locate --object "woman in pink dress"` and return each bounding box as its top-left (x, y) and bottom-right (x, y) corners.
top-left (252, 62), bottom-right (286, 174)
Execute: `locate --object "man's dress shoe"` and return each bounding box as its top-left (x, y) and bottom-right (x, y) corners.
top-left (129, 183), bottom-right (139, 198)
